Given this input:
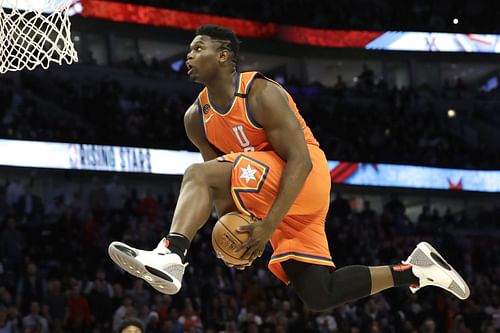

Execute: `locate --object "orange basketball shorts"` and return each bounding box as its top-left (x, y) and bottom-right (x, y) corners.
top-left (217, 144), bottom-right (335, 284)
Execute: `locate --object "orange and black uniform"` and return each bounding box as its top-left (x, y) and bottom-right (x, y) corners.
top-left (193, 71), bottom-right (416, 312)
top-left (196, 71), bottom-right (334, 284)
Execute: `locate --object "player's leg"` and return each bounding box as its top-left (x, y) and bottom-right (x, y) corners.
top-left (168, 160), bottom-right (236, 241)
top-left (282, 260), bottom-right (416, 311)
top-left (163, 161), bottom-right (238, 265)
top-left (283, 241), bottom-right (470, 312)
top-left (108, 159), bottom-right (236, 294)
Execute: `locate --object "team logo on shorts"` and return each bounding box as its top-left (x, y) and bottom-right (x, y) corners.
top-left (239, 164), bottom-right (258, 184)
top-left (233, 155), bottom-right (269, 191)
top-left (232, 155), bottom-right (270, 217)
top-left (202, 104), bottom-right (210, 114)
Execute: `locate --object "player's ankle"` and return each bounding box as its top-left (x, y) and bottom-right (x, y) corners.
top-left (390, 263), bottom-right (419, 287)
top-left (165, 233), bottom-right (190, 262)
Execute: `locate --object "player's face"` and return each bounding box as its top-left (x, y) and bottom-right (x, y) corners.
top-left (186, 35), bottom-right (223, 83)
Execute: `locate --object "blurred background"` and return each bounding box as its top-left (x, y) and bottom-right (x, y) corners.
top-left (0, 0), bottom-right (499, 332)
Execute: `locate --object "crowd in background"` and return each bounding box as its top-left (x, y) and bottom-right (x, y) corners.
top-left (112, 0), bottom-right (499, 34)
top-left (0, 65), bottom-right (499, 169)
top-left (0, 176), bottom-right (499, 333)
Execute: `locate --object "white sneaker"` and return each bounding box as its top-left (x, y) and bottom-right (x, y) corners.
top-left (403, 241), bottom-right (470, 300)
top-left (108, 238), bottom-right (187, 295)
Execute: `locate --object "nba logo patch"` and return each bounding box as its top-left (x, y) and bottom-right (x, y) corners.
top-left (202, 104), bottom-right (210, 114)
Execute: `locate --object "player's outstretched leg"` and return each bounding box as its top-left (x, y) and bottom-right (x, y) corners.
top-left (283, 241), bottom-right (469, 312)
top-left (109, 160), bottom-right (236, 294)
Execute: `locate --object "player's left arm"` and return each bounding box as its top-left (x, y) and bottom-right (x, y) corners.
top-left (236, 78), bottom-right (313, 260)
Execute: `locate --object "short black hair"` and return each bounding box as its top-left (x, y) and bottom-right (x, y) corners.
top-left (117, 318), bottom-right (144, 333)
top-left (195, 24), bottom-right (240, 64)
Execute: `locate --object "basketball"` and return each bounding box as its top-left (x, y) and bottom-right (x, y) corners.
top-left (212, 212), bottom-right (253, 266)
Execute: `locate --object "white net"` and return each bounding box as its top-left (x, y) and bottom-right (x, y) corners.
top-left (0, 0), bottom-right (78, 73)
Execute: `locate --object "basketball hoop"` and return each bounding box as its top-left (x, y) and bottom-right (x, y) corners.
top-left (0, 0), bottom-right (79, 74)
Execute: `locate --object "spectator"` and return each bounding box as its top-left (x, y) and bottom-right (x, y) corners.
top-left (117, 317), bottom-right (144, 333)
top-left (45, 195), bottom-right (66, 222)
top-left (360, 200), bottom-right (376, 221)
top-left (358, 64), bottom-right (375, 93)
top-left (138, 189), bottom-right (160, 223)
top-left (106, 175), bottom-right (128, 212)
top-left (124, 188), bottom-right (141, 217)
top-left (178, 300), bottom-right (203, 332)
top-left (0, 216), bottom-right (25, 273)
top-left (64, 281), bottom-right (91, 333)
top-left (331, 192), bottom-right (351, 219)
top-left (22, 301), bottom-right (49, 333)
top-left (315, 309), bottom-right (338, 332)
top-left (420, 317), bottom-right (437, 332)
top-left (16, 185), bottom-right (44, 226)
top-left (333, 75), bottom-right (346, 100)
top-left (88, 177), bottom-right (108, 215)
top-left (129, 280), bottom-right (150, 313)
top-left (44, 279), bottom-right (66, 333)
top-left (384, 193), bottom-right (405, 219)
top-left (5, 180), bottom-right (24, 208)
top-left (113, 297), bottom-right (135, 332)
top-left (16, 263), bottom-right (45, 314)
top-left (0, 305), bottom-right (15, 333)
top-left (85, 270), bottom-right (114, 331)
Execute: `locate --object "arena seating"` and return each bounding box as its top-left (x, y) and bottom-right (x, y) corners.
top-left (0, 178), bottom-right (498, 332)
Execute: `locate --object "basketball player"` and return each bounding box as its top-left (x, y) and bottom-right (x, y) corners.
top-left (109, 25), bottom-right (469, 310)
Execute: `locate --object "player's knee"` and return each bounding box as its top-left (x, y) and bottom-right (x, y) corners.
top-left (297, 286), bottom-right (340, 312)
top-left (291, 271), bottom-right (344, 312)
top-left (184, 163), bottom-right (207, 183)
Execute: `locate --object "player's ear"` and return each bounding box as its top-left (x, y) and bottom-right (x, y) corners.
top-left (218, 49), bottom-right (230, 64)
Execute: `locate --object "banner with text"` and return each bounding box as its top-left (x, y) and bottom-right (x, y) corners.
top-left (1, 139), bottom-right (499, 192)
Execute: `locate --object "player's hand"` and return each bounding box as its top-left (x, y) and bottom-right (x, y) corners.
top-left (224, 261), bottom-right (253, 270)
top-left (235, 218), bottom-right (274, 261)
top-left (215, 251), bottom-right (252, 270)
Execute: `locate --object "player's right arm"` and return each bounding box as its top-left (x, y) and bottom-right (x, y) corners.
top-left (184, 103), bottom-right (220, 161)
top-left (185, 103), bottom-right (238, 218)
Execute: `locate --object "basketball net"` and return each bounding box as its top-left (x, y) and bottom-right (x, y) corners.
top-left (0, 0), bottom-right (78, 74)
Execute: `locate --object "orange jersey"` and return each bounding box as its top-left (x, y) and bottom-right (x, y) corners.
top-left (198, 71), bottom-right (334, 284)
top-left (197, 71), bottom-right (318, 154)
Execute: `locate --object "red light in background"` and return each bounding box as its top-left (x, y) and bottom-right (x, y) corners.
top-left (79, 0), bottom-right (382, 48)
